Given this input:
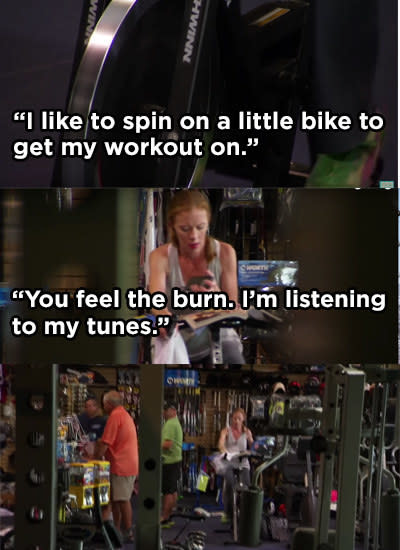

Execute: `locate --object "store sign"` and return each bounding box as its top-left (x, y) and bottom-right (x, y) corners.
top-left (238, 260), bottom-right (298, 288)
top-left (165, 369), bottom-right (199, 388)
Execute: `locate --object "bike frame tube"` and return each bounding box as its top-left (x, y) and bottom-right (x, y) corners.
top-left (393, 382), bottom-right (400, 448)
top-left (372, 384), bottom-right (389, 550)
top-left (363, 378), bottom-right (379, 550)
top-left (252, 435), bottom-right (289, 487)
top-left (359, 455), bottom-right (396, 492)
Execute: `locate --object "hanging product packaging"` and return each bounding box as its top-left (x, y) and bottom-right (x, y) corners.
top-left (196, 471), bottom-right (210, 492)
top-left (250, 396), bottom-right (266, 418)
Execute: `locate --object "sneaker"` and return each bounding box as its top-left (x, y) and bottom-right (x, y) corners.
top-left (307, 130), bottom-right (383, 188)
top-left (161, 519), bottom-right (175, 529)
top-left (122, 528), bottom-right (134, 543)
top-left (220, 513), bottom-right (231, 524)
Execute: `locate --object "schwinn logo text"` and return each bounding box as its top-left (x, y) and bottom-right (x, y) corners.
top-left (84, 0), bottom-right (100, 46)
top-left (167, 377), bottom-right (195, 387)
top-left (183, 0), bottom-right (202, 64)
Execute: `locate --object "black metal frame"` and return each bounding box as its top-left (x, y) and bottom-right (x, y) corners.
top-left (15, 365), bottom-right (57, 550)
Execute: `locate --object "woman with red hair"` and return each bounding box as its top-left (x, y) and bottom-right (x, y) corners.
top-left (149, 189), bottom-right (244, 365)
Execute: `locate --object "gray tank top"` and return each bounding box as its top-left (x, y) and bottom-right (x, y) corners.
top-left (166, 239), bottom-right (222, 310)
top-left (226, 427), bottom-right (250, 469)
top-left (165, 239), bottom-right (222, 361)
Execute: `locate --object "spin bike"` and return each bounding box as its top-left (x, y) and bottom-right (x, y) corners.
top-left (56, 0), bottom-right (312, 188)
top-left (213, 449), bottom-right (257, 544)
top-left (170, 303), bottom-right (292, 365)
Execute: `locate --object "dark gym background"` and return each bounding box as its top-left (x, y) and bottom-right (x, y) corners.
top-left (1, 188), bottom-right (398, 364)
top-left (0, 0), bottom-right (397, 187)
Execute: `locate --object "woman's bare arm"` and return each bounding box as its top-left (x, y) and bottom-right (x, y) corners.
top-left (219, 242), bottom-right (239, 306)
top-left (245, 427), bottom-right (254, 447)
top-left (218, 427), bottom-right (228, 453)
top-left (148, 246), bottom-right (171, 320)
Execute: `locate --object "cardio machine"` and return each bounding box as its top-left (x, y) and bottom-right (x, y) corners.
top-left (55, 0), bottom-right (312, 187)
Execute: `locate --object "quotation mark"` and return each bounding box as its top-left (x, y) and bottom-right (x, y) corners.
top-left (241, 138), bottom-right (259, 156)
top-left (152, 315), bottom-right (172, 336)
top-left (247, 138), bottom-right (258, 147)
top-left (11, 289), bottom-right (24, 300)
top-left (13, 111), bottom-right (34, 131)
top-left (157, 316), bottom-right (171, 327)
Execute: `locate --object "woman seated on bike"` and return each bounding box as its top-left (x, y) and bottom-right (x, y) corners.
top-left (218, 407), bottom-right (254, 523)
top-left (149, 189), bottom-right (244, 365)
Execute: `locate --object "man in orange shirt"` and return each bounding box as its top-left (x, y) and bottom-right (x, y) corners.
top-left (93, 390), bottom-right (138, 543)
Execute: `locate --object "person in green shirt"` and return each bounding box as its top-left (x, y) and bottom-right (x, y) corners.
top-left (161, 402), bottom-right (183, 526)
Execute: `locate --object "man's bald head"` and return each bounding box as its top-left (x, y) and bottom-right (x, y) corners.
top-left (103, 390), bottom-right (122, 412)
